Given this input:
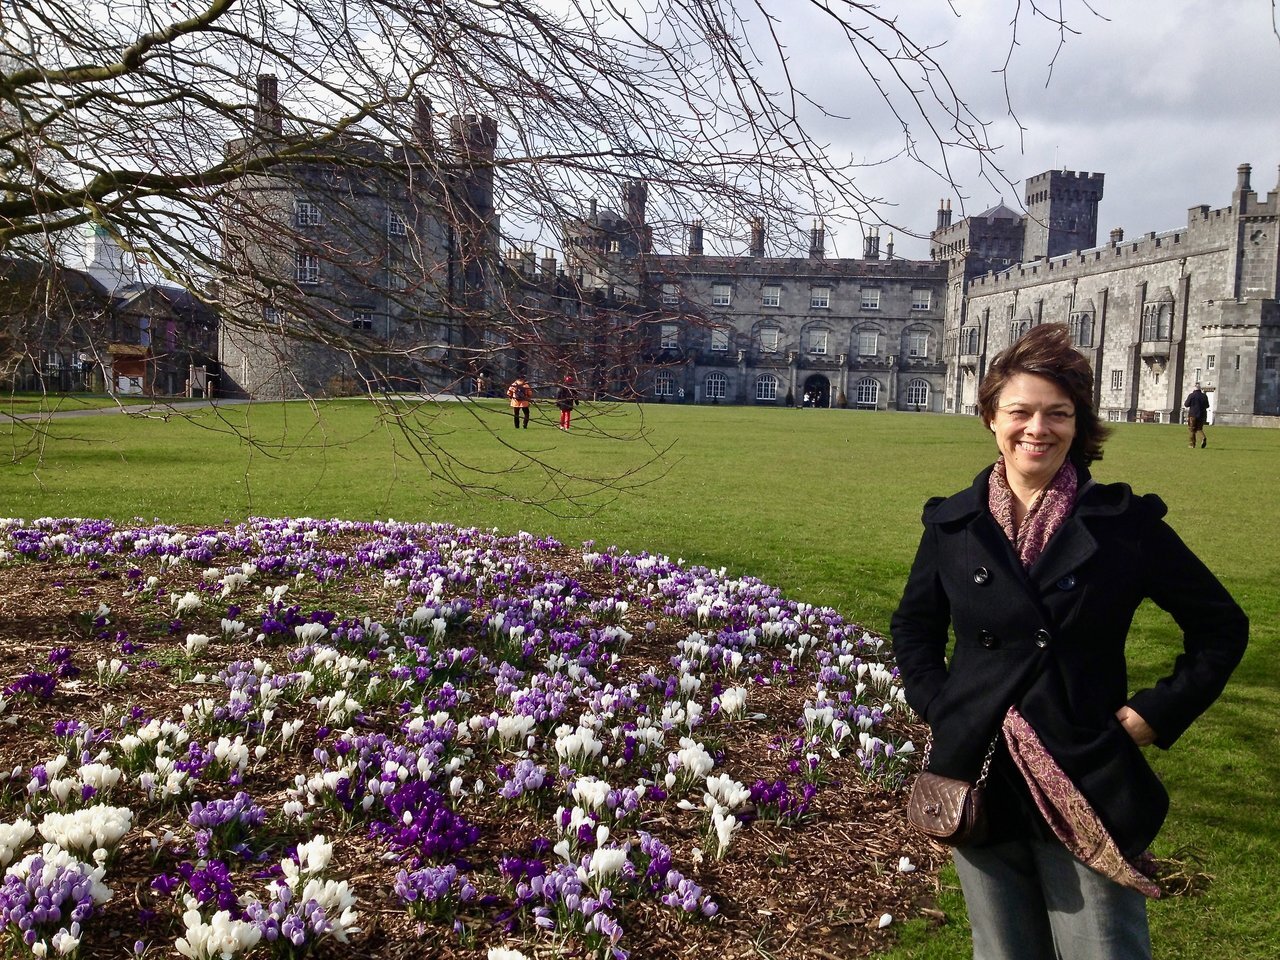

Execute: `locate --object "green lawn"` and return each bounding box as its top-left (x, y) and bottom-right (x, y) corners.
top-left (2, 398), bottom-right (1276, 958)
top-left (1, 392), bottom-right (142, 414)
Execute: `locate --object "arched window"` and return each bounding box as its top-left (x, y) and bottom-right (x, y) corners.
top-left (1069, 308), bottom-right (1094, 347)
top-left (755, 374), bottom-right (778, 401)
top-left (1141, 303), bottom-right (1171, 341)
top-left (855, 377), bottom-right (879, 408)
top-left (704, 372), bottom-right (727, 400)
top-left (655, 371), bottom-right (674, 397)
top-left (961, 326), bottom-right (980, 354)
top-left (906, 378), bottom-right (930, 408)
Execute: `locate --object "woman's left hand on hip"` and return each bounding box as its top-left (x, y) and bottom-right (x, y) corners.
top-left (1116, 705), bottom-right (1157, 746)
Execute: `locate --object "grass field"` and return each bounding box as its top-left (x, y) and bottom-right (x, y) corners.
top-left (2, 398), bottom-right (1276, 958)
top-left (1, 392), bottom-right (144, 414)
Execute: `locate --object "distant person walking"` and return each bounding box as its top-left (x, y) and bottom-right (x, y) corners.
top-left (1184, 383), bottom-right (1210, 448)
top-left (556, 376), bottom-right (577, 430)
top-left (507, 376), bottom-right (532, 429)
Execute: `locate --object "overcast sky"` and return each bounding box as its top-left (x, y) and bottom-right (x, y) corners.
top-left (749, 0), bottom-right (1280, 261)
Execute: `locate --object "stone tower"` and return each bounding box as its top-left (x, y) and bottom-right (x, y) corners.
top-left (1021, 169), bottom-right (1105, 262)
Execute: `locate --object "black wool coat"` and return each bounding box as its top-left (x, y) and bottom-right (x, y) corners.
top-left (891, 465), bottom-right (1248, 857)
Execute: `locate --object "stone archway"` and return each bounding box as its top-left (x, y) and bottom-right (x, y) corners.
top-left (802, 374), bottom-right (830, 408)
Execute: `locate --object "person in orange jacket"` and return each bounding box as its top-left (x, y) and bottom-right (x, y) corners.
top-left (507, 377), bottom-right (532, 428)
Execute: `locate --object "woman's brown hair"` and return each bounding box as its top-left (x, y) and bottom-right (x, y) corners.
top-left (976, 323), bottom-right (1110, 467)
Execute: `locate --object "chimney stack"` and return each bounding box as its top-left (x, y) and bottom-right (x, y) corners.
top-left (809, 221), bottom-right (824, 259)
top-left (413, 97), bottom-right (434, 147)
top-left (255, 75), bottom-right (282, 136)
top-left (688, 220), bottom-right (704, 256)
top-left (749, 217), bottom-right (765, 258)
top-left (937, 199), bottom-right (954, 230)
top-left (885, 232), bottom-right (894, 259)
top-left (541, 251), bottom-right (557, 279)
top-left (623, 181), bottom-right (647, 225)
top-left (1237, 163), bottom-right (1252, 194)
top-left (863, 227), bottom-right (880, 260)
top-left (1109, 227), bottom-right (1124, 245)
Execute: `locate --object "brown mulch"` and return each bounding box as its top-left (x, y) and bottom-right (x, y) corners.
top-left (0, 535), bottom-right (955, 960)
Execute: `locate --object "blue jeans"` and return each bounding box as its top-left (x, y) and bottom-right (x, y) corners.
top-left (953, 839), bottom-right (1152, 960)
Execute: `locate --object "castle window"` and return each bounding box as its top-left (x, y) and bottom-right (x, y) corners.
top-left (387, 211), bottom-right (407, 237)
top-left (860, 287), bottom-right (880, 310)
top-left (661, 283), bottom-right (679, 306)
top-left (908, 333), bottom-right (929, 358)
top-left (710, 328), bottom-right (730, 352)
top-left (659, 323), bottom-right (679, 350)
top-left (810, 287), bottom-right (830, 309)
top-left (1069, 309), bottom-right (1094, 347)
top-left (857, 330), bottom-right (878, 356)
top-left (809, 330), bottom-right (829, 354)
top-left (1141, 303), bottom-right (1171, 341)
top-left (705, 371), bottom-right (727, 400)
top-left (608, 240), bottom-right (621, 253)
top-left (295, 200), bottom-right (321, 227)
top-left (755, 374), bottom-right (778, 401)
top-left (1010, 319), bottom-right (1031, 341)
top-left (351, 311), bottom-right (374, 331)
top-left (1265, 356), bottom-right (1277, 372)
top-left (761, 284), bottom-right (781, 307)
top-left (264, 306), bottom-right (283, 324)
top-left (760, 326), bottom-right (780, 353)
top-left (906, 378), bottom-right (930, 408)
top-left (911, 288), bottom-right (932, 310)
top-left (961, 326), bottom-right (980, 354)
top-left (1207, 354), bottom-right (1216, 370)
top-left (855, 377), bottom-right (880, 408)
top-left (1111, 369), bottom-right (1123, 391)
top-left (654, 371), bottom-right (674, 397)
top-left (295, 252), bottom-right (320, 284)
top-left (712, 283), bottom-right (732, 307)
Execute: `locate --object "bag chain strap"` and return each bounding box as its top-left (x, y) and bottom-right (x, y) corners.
top-left (921, 727), bottom-right (1002, 787)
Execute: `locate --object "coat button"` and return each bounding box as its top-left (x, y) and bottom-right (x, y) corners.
top-left (978, 629), bottom-right (997, 648)
top-left (1056, 574), bottom-right (1077, 590)
top-left (1034, 629), bottom-right (1052, 648)
top-left (973, 567), bottom-right (990, 585)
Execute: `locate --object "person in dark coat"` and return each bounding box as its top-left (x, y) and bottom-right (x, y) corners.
top-left (1184, 383), bottom-right (1210, 448)
top-left (556, 375), bottom-right (577, 430)
top-left (892, 324), bottom-right (1247, 960)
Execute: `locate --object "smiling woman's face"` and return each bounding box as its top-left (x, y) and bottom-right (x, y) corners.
top-left (991, 372), bottom-right (1077, 493)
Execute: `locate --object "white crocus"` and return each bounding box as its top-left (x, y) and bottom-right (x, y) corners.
top-left (672, 737), bottom-right (715, 782)
top-left (0, 817), bottom-right (35, 866)
top-left (710, 805), bottom-right (741, 858)
top-left (587, 844), bottom-right (630, 885)
top-left (184, 634), bottom-right (210, 657)
top-left (171, 592), bottom-right (202, 615)
top-left (175, 908), bottom-right (262, 960)
top-left (38, 806), bottom-right (132, 856)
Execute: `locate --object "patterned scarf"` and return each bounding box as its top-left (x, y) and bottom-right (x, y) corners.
top-left (987, 457), bottom-right (1162, 898)
top-left (987, 455), bottom-right (1077, 568)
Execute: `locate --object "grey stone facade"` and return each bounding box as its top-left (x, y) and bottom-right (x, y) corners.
top-left (939, 164), bottom-right (1280, 427)
top-left (564, 189), bottom-right (949, 410)
top-left (218, 78), bottom-right (497, 399)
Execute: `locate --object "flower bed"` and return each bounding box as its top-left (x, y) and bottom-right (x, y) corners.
top-left (0, 517), bottom-right (941, 959)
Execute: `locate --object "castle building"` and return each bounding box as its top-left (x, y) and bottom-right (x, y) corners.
top-left (564, 189), bottom-right (950, 409)
top-left (218, 76), bottom-right (498, 399)
top-left (938, 164), bottom-right (1280, 427)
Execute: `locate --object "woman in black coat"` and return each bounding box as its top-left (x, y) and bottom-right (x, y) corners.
top-left (891, 324), bottom-right (1247, 960)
